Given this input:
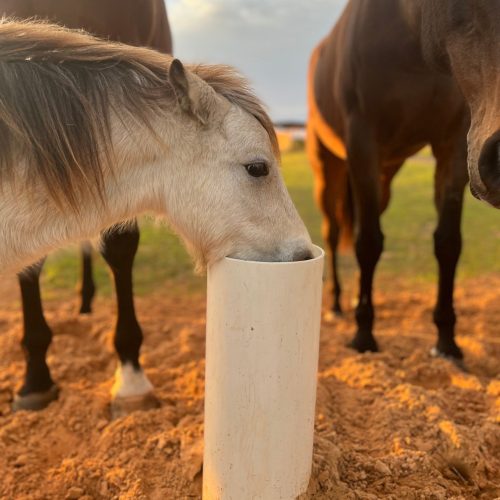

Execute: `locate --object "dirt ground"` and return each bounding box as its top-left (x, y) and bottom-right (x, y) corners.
top-left (0, 274), bottom-right (499, 500)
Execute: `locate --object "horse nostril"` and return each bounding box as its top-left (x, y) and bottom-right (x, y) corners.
top-left (478, 130), bottom-right (500, 194)
top-left (292, 248), bottom-right (314, 262)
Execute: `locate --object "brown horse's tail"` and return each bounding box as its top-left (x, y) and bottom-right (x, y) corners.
top-left (307, 42), bottom-right (353, 251)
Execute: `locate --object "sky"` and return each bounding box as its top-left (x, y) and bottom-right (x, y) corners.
top-left (167, 0), bottom-right (348, 123)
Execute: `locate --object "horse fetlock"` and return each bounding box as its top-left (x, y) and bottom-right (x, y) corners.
top-left (433, 309), bottom-right (457, 330)
top-left (332, 288), bottom-right (343, 314)
top-left (355, 302), bottom-right (374, 327)
top-left (333, 303), bottom-right (343, 315)
top-left (12, 384), bottom-right (59, 411)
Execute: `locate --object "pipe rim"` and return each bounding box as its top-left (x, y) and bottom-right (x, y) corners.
top-left (223, 244), bottom-right (324, 267)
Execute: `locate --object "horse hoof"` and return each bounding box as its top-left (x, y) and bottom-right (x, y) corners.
top-left (110, 392), bottom-right (161, 419)
top-left (324, 309), bottom-right (343, 323)
top-left (12, 385), bottom-right (59, 411)
top-left (347, 335), bottom-right (379, 353)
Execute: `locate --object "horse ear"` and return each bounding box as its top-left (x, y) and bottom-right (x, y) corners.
top-left (169, 59), bottom-right (211, 125)
top-left (169, 59), bottom-right (191, 113)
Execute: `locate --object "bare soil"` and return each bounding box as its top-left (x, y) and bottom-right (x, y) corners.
top-left (0, 275), bottom-right (499, 499)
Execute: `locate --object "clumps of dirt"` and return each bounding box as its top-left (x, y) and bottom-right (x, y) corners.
top-left (0, 285), bottom-right (206, 500)
top-left (306, 277), bottom-right (500, 500)
top-left (0, 275), bottom-right (499, 499)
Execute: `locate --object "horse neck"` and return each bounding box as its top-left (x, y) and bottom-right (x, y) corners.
top-left (0, 111), bottom-right (191, 274)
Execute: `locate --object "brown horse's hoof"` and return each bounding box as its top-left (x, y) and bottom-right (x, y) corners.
top-left (347, 335), bottom-right (379, 353)
top-left (12, 385), bottom-right (59, 411)
top-left (110, 392), bottom-right (161, 419)
top-left (323, 309), bottom-right (343, 323)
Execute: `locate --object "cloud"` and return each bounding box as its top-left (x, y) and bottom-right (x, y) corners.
top-left (166, 0), bottom-right (347, 121)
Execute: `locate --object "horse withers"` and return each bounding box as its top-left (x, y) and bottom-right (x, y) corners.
top-left (408, 1), bottom-right (500, 207)
top-left (308, 0), bottom-right (470, 360)
top-left (0, 0), bottom-right (172, 413)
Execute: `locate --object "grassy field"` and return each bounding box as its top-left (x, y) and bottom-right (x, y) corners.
top-left (42, 148), bottom-right (500, 298)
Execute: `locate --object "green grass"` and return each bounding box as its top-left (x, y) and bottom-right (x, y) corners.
top-left (42, 149), bottom-right (500, 298)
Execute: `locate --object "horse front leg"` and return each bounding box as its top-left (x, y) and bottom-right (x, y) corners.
top-left (13, 260), bottom-right (59, 410)
top-left (432, 137), bottom-right (468, 361)
top-left (99, 221), bottom-right (158, 417)
top-left (347, 113), bottom-right (382, 353)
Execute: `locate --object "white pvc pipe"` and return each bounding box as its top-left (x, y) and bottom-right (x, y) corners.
top-left (203, 245), bottom-right (324, 500)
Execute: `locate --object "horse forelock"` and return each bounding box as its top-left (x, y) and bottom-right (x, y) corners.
top-left (0, 18), bottom-right (278, 210)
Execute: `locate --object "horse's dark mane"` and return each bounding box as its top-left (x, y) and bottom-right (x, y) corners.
top-left (0, 18), bottom-right (277, 209)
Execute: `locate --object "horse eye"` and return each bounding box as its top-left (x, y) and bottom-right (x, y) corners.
top-left (245, 162), bottom-right (269, 178)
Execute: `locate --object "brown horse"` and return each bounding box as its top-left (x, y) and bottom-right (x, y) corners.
top-left (0, 0), bottom-right (172, 411)
top-left (308, 0), bottom-right (470, 360)
top-left (408, 1), bottom-right (500, 208)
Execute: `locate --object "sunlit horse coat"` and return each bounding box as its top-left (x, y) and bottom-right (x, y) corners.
top-left (308, 0), bottom-right (470, 360)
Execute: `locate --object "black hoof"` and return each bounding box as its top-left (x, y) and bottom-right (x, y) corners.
top-left (347, 334), bottom-right (379, 353)
top-left (79, 304), bottom-right (92, 315)
top-left (12, 384), bottom-right (59, 411)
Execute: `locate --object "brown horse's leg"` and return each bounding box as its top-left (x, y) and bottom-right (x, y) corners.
top-left (346, 113), bottom-right (382, 352)
top-left (431, 137), bottom-right (468, 360)
top-left (79, 242), bottom-right (96, 314)
top-left (309, 131), bottom-right (346, 316)
top-left (13, 260), bottom-right (59, 411)
top-left (99, 221), bottom-right (157, 416)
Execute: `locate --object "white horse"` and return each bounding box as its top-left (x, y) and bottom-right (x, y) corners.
top-left (0, 20), bottom-right (312, 410)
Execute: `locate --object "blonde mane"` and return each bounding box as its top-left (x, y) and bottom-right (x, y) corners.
top-left (0, 18), bottom-right (277, 209)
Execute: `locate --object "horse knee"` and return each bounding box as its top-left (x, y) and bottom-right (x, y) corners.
top-left (433, 306), bottom-right (456, 330)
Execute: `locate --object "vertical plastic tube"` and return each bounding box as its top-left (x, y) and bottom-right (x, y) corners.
top-left (203, 246), bottom-right (324, 500)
